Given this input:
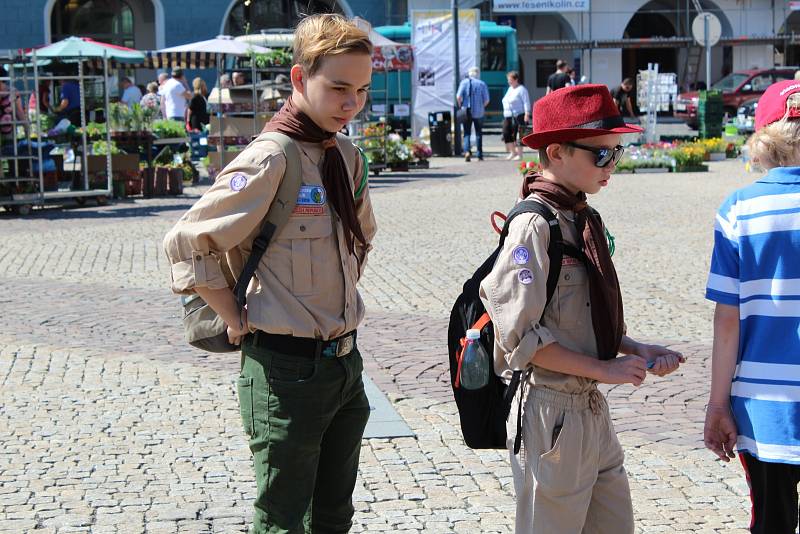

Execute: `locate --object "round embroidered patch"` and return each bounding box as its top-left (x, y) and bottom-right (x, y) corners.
top-left (311, 186), bottom-right (326, 204)
top-left (512, 245), bottom-right (530, 265)
top-left (517, 269), bottom-right (534, 285)
top-left (230, 173), bottom-right (247, 192)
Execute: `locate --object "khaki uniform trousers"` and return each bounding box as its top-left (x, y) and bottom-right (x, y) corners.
top-left (508, 385), bottom-right (634, 534)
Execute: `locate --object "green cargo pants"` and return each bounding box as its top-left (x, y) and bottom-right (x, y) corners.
top-left (237, 336), bottom-right (370, 534)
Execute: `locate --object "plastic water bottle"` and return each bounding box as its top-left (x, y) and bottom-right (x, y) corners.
top-left (460, 329), bottom-right (491, 390)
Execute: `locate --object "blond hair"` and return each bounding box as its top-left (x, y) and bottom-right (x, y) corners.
top-left (192, 77), bottom-right (207, 96)
top-left (293, 14), bottom-right (372, 77)
top-left (747, 93), bottom-right (800, 170)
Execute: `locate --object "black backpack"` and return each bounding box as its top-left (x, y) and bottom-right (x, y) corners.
top-left (447, 199), bottom-right (584, 454)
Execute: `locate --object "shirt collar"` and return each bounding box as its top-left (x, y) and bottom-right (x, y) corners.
top-left (758, 166), bottom-right (800, 184)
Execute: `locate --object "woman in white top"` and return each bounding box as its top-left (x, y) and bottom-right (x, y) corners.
top-left (501, 71), bottom-right (531, 160)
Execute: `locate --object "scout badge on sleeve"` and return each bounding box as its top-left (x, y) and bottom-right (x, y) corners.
top-left (447, 199), bottom-right (587, 453)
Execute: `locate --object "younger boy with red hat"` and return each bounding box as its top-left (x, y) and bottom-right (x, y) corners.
top-left (704, 79), bottom-right (800, 534)
top-left (479, 84), bottom-right (685, 533)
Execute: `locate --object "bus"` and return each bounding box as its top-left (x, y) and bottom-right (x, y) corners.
top-left (373, 21), bottom-right (519, 126)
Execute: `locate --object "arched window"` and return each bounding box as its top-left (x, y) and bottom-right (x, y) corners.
top-left (224, 0), bottom-right (342, 36)
top-left (51, 0), bottom-right (135, 48)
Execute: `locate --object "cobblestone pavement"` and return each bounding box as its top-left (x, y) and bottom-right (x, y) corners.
top-left (0, 149), bottom-right (759, 533)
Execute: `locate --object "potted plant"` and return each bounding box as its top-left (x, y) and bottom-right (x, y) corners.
top-left (518, 159), bottom-right (542, 176)
top-left (386, 134), bottom-right (412, 171)
top-left (671, 145), bottom-right (708, 172)
top-left (410, 140), bottom-right (432, 169)
top-left (699, 137), bottom-right (727, 161)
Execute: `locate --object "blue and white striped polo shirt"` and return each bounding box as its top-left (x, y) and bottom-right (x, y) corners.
top-left (706, 166), bottom-right (800, 465)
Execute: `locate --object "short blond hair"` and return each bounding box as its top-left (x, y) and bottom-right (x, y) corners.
top-left (192, 77), bottom-right (207, 96)
top-left (293, 14), bottom-right (372, 77)
top-left (748, 93), bottom-right (800, 169)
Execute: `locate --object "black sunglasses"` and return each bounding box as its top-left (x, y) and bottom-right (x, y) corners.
top-left (564, 142), bottom-right (625, 168)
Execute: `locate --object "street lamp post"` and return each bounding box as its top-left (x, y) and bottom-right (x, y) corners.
top-left (452, 0), bottom-right (462, 156)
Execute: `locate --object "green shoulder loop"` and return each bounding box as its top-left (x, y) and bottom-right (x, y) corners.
top-left (605, 227), bottom-right (616, 257)
top-left (354, 146), bottom-right (369, 200)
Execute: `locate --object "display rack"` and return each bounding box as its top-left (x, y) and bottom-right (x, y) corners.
top-left (0, 50), bottom-right (114, 214)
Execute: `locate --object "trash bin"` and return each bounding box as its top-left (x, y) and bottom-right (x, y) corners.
top-left (428, 111), bottom-right (453, 157)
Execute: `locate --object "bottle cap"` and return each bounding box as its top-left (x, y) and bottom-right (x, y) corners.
top-left (466, 329), bottom-right (481, 340)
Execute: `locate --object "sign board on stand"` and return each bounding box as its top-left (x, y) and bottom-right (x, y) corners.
top-left (411, 9), bottom-right (480, 138)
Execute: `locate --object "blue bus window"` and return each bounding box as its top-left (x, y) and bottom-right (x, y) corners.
top-left (482, 38), bottom-right (506, 72)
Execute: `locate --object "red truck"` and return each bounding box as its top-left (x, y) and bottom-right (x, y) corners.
top-left (673, 68), bottom-right (797, 128)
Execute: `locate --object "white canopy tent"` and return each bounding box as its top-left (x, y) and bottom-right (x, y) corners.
top-left (160, 36), bottom-right (271, 154)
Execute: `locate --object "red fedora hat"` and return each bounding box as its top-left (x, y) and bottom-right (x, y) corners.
top-left (522, 84), bottom-right (643, 149)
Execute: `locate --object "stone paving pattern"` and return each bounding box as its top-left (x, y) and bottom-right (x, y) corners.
top-left (0, 150), bottom-right (759, 533)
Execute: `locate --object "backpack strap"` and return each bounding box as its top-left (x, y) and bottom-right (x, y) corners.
top-left (232, 132), bottom-right (302, 309)
top-left (496, 199), bottom-right (570, 455)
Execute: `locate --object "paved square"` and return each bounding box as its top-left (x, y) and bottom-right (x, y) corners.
top-left (0, 152), bottom-right (757, 533)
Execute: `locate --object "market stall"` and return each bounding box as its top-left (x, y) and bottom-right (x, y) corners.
top-left (0, 37), bottom-right (144, 214)
top-left (159, 36), bottom-right (271, 159)
top-left (350, 19), bottom-right (416, 175)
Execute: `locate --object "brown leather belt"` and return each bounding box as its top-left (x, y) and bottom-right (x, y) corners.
top-left (250, 330), bottom-right (357, 359)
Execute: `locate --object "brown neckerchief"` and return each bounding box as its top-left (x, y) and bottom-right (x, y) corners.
top-left (262, 95), bottom-right (366, 255)
top-left (521, 173), bottom-right (624, 360)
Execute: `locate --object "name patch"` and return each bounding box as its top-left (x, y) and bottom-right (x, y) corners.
top-left (293, 184), bottom-right (326, 215)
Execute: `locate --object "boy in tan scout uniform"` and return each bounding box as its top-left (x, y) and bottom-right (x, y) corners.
top-left (163, 15), bottom-right (376, 534)
top-left (479, 85), bottom-right (685, 533)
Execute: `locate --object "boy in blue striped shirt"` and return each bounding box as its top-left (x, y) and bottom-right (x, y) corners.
top-left (705, 79), bottom-right (800, 534)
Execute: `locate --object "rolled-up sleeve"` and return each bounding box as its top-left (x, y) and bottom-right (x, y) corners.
top-left (479, 213), bottom-right (556, 371)
top-left (163, 141), bottom-right (286, 294)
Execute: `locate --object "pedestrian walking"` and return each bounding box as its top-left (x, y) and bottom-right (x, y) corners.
top-left (479, 84), bottom-right (684, 534)
top-left (160, 68), bottom-right (191, 122)
top-left (501, 71), bottom-right (530, 161)
top-left (704, 79), bottom-right (800, 534)
top-left (163, 13), bottom-right (376, 534)
top-left (457, 66), bottom-right (490, 162)
top-left (186, 77), bottom-right (209, 132)
top-left (611, 78), bottom-right (636, 119)
top-left (546, 60), bottom-right (570, 94)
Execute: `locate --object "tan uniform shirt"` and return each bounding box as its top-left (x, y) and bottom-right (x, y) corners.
top-left (479, 194), bottom-right (598, 393)
top-left (163, 135), bottom-right (377, 340)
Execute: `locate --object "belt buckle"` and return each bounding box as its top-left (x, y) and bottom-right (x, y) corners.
top-left (336, 334), bottom-right (354, 357)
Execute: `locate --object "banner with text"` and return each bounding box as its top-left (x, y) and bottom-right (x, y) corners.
top-left (411, 9), bottom-right (479, 137)
top-left (493, 0), bottom-right (590, 12)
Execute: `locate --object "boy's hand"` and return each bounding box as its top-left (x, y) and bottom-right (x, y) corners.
top-left (226, 308), bottom-right (249, 346)
top-left (704, 403), bottom-right (738, 462)
top-left (637, 344), bottom-right (685, 376)
top-left (601, 355), bottom-right (647, 386)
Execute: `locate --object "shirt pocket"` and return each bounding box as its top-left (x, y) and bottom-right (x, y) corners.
top-left (554, 265), bottom-right (590, 329)
top-left (276, 215), bottom-right (333, 296)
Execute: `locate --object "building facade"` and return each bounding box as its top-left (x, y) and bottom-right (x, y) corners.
top-left (410, 0), bottom-right (800, 99)
top-left (0, 0), bottom-right (408, 52)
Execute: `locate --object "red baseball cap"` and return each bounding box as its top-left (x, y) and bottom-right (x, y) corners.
top-left (754, 79), bottom-right (800, 131)
top-left (522, 84), bottom-right (643, 149)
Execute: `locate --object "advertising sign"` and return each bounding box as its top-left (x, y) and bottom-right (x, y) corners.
top-left (411, 9), bottom-right (480, 136)
top-left (493, 0), bottom-right (590, 13)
